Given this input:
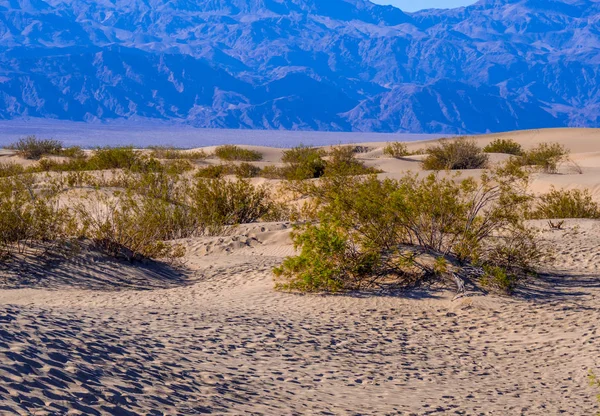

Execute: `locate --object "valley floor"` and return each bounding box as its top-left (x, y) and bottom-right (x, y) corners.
top-left (0, 221), bottom-right (598, 415)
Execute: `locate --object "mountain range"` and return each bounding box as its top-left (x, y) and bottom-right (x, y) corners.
top-left (0, 0), bottom-right (599, 134)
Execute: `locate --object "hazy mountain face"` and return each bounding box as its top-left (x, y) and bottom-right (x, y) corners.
top-left (0, 0), bottom-right (598, 133)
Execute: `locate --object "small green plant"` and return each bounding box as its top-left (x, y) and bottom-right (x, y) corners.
top-left (589, 371), bottom-right (600, 415)
top-left (383, 142), bottom-right (410, 158)
top-left (521, 142), bottom-right (569, 173)
top-left (422, 137), bottom-right (489, 170)
top-left (215, 145), bottom-right (262, 162)
top-left (530, 187), bottom-right (600, 219)
top-left (274, 219), bottom-right (379, 292)
top-left (483, 138), bottom-right (523, 156)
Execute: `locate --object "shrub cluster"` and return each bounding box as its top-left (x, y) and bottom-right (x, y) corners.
top-left (483, 138), bottom-right (524, 155)
top-left (275, 164), bottom-right (544, 294)
top-left (529, 187), bottom-right (600, 219)
top-left (422, 138), bottom-right (489, 170)
top-left (215, 145), bottom-right (262, 162)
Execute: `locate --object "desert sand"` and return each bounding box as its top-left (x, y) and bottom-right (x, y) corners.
top-left (0, 128), bottom-right (599, 415)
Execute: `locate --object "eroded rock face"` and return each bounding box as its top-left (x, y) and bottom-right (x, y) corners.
top-left (0, 0), bottom-right (599, 134)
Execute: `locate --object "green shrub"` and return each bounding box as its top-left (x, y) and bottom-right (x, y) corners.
top-left (530, 187), bottom-right (600, 219)
top-left (275, 164), bottom-right (543, 294)
top-left (191, 178), bottom-right (275, 233)
top-left (0, 162), bottom-right (26, 178)
top-left (233, 162), bottom-right (262, 178)
top-left (589, 371), bottom-right (600, 415)
top-left (383, 142), bottom-right (410, 158)
top-left (76, 189), bottom-right (187, 262)
top-left (7, 136), bottom-right (63, 160)
top-left (60, 146), bottom-right (86, 159)
top-left (215, 145), bottom-right (262, 162)
top-left (87, 146), bottom-right (142, 170)
top-left (483, 138), bottom-right (523, 155)
top-left (149, 146), bottom-right (207, 160)
top-left (422, 138), bottom-right (489, 170)
top-left (280, 145), bottom-right (327, 180)
top-left (521, 142), bottom-right (569, 173)
top-left (274, 219), bottom-right (379, 292)
top-left (195, 164), bottom-right (229, 179)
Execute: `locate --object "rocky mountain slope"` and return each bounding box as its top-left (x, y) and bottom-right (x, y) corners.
top-left (0, 0), bottom-right (599, 133)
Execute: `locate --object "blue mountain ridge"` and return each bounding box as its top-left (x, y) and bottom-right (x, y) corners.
top-left (0, 0), bottom-right (599, 134)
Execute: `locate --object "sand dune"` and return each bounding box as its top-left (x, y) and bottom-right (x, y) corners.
top-left (1, 128), bottom-right (599, 414)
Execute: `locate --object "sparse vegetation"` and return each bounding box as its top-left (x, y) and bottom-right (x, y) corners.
top-left (530, 187), bottom-right (600, 219)
top-left (275, 163), bottom-right (543, 294)
top-left (521, 142), bottom-right (569, 173)
top-left (215, 145), bottom-right (262, 162)
top-left (483, 138), bottom-right (523, 155)
top-left (0, 174), bottom-right (76, 258)
top-left (590, 371), bottom-right (600, 415)
top-left (383, 142), bottom-right (410, 158)
top-left (422, 137), bottom-right (489, 170)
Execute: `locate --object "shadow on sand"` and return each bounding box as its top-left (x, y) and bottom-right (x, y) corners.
top-left (0, 244), bottom-right (192, 291)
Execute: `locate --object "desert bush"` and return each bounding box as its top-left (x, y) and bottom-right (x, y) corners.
top-left (280, 145), bottom-right (327, 180)
top-left (149, 146), bottom-right (207, 160)
top-left (234, 162), bottom-right (262, 178)
top-left (60, 146), bottom-right (86, 159)
top-left (422, 137), bottom-right (489, 170)
top-left (521, 142), bottom-right (569, 173)
top-left (483, 138), bottom-right (523, 155)
top-left (76, 189), bottom-right (187, 262)
top-left (324, 146), bottom-right (380, 177)
top-left (0, 174), bottom-right (76, 258)
top-left (195, 164), bottom-right (229, 178)
top-left (275, 163), bottom-right (543, 294)
top-left (191, 178), bottom-right (276, 233)
top-left (0, 162), bottom-right (26, 178)
top-left (215, 145), bottom-right (262, 162)
top-left (7, 136), bottom-right (63, 160)
top-left (383, 142), bottom-right (410, 158)
top-left (87, 146), bottom-right (142, 170)
top-left (530, 187), bottom-right (600, 219)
